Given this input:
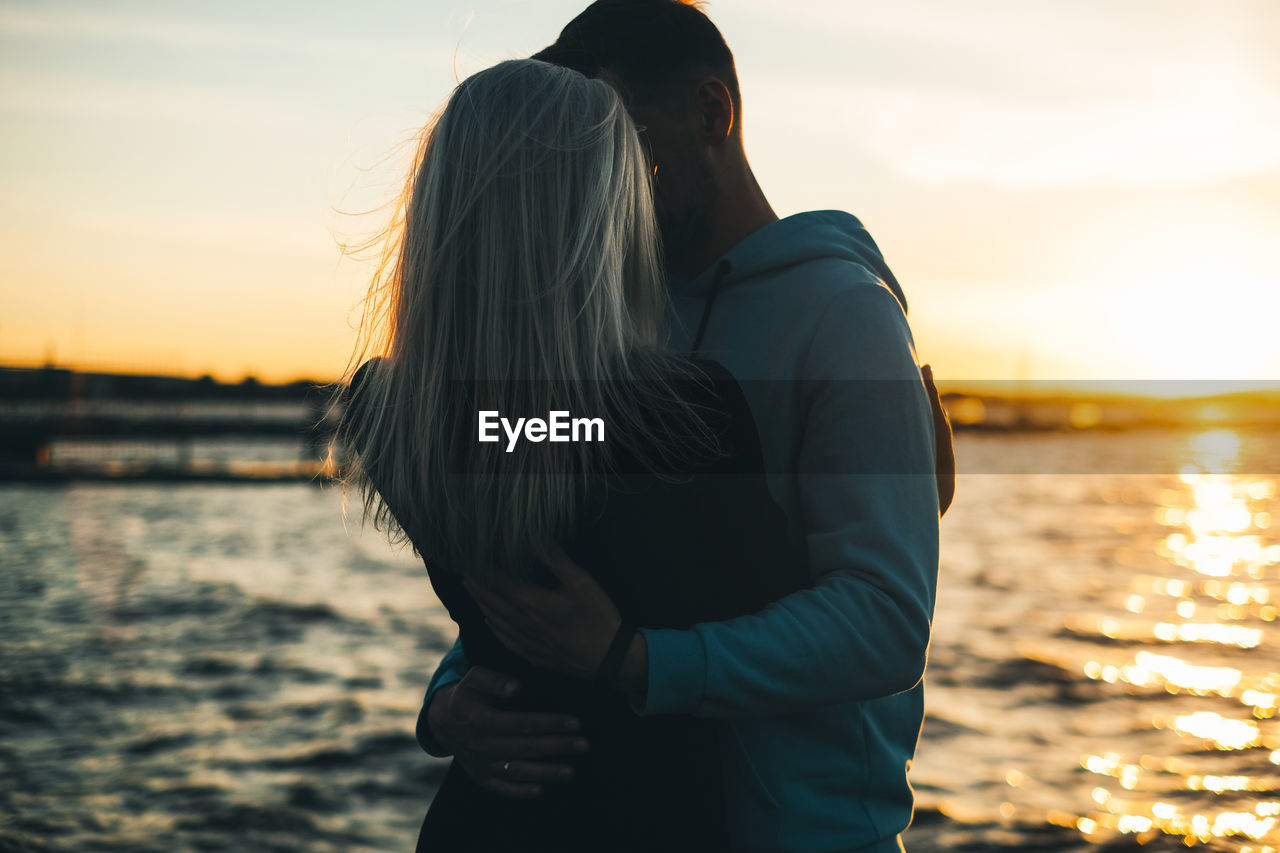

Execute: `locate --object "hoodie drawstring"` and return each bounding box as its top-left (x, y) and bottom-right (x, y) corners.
top-left (688, 258), bottom-right (732, 359)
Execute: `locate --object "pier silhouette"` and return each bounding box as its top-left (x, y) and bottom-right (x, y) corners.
top-left (0, 366), bottom-right (338, 482)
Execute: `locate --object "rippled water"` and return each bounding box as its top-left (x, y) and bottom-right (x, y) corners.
top-left (0, 483), bottom-right (455, 852)
top-left (909, 430), bottom-right (1279, 852)
top-left (1, 430), bottom-right (1277, 852)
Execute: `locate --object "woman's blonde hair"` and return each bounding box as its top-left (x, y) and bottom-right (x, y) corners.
top-left (337, 59), bottom-right (709, 578)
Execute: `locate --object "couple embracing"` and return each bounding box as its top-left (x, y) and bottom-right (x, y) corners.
top-left (338, 2), bottom-right (954, 851)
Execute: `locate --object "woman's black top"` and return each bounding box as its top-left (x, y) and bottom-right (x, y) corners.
top-left (351, 358), bottom-right (807, 852)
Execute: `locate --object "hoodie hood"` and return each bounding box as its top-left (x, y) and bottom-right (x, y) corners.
top-left (667, 210), bottom-right (907, 314)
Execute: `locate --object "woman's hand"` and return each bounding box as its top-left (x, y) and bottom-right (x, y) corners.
top-left (922, 364), bottom-right (956, 516)
top-left (427, 667), bottom-right (588, 798)
top-left (468, 545), bottom-right (625, 681)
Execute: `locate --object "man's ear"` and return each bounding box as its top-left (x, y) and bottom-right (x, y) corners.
top-left (693, 77), bottom-right (734, 146)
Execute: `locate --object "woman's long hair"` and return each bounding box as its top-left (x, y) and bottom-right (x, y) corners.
top-left (336, 59), bottom-right (712, 579)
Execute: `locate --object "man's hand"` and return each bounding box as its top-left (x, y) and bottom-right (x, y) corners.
top-left (921, 364), bottom-right (956, 516)
top-left (468, 545), bottom-right (631, 683)
top-left (427, 666), bottom-right (588, 798)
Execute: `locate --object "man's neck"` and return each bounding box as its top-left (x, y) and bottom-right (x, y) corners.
top-left (669, 165), bottom-right (777, 280)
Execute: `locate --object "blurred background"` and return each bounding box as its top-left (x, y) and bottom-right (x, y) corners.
top-left (1, 1), bottom-right (1278, 850)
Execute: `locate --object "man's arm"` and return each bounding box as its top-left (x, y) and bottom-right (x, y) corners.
top-left (639, 284), bottom-right (939, 716)
top-left (475, 282), bottom-right (940, 718)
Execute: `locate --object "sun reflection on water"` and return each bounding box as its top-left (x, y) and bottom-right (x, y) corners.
top-left (1067, 430), bottom-right (1280, 848)
top-left (1166, 711), bottom-right (1261, 749)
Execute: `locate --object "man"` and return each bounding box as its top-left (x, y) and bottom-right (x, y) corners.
top-left (418, 2), bottom-right (953, 850)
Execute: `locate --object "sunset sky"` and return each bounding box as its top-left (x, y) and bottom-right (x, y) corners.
top-left (1, 0), bottom-right (1277, 385)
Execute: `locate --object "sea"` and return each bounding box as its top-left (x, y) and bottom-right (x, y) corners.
top-left (1, 429), bottom-right (1278, 852)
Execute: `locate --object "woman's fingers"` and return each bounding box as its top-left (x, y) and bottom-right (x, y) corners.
top-left (472, 709), bottom-right (581, 736)
top-left (493, 758), bottom-right (576, 783)
top-left (475, 735), bottom-right (590, 760)
top-left (457, 666), bottom-right (520, 699)
top-left (471, 751), bottom-right (582, 799)
top-left (921, 363), bottom-right (957, 515)
top-left (480, 779), bottom-right (545, 799)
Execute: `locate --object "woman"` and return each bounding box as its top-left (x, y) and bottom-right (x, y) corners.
top-left (337, 59), bottom-right (806, 851)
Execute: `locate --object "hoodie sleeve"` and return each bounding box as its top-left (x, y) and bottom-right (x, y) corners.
top-left (637, 282), bottom-right (940, 717)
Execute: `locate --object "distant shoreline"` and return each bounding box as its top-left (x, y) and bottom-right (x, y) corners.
top-left (4, 364), bottom-right (1278, 483)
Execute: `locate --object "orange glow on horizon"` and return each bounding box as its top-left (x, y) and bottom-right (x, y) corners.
top-left (2, 2), bottom-right (1278, 390)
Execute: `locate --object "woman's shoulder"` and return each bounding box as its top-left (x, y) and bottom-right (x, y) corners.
top-left (350, 357), bottom-right (384, 398)
top-left (343, 358), bottom-right (388, 420)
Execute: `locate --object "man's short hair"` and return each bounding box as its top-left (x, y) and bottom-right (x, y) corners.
top-left (533, 0), bottom-right (740, 113)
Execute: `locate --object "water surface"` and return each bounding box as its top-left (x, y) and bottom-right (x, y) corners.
top-left (1, 430), bottom-right (1277, 851)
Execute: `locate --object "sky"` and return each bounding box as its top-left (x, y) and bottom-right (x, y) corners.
top-left (1, 0), bottom-right (1277, 385)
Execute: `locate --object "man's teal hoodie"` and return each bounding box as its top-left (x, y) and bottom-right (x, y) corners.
top-left (421, 210), bottom-right (939, 852)
top-left (649, 210), bottom-right (938, 852)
